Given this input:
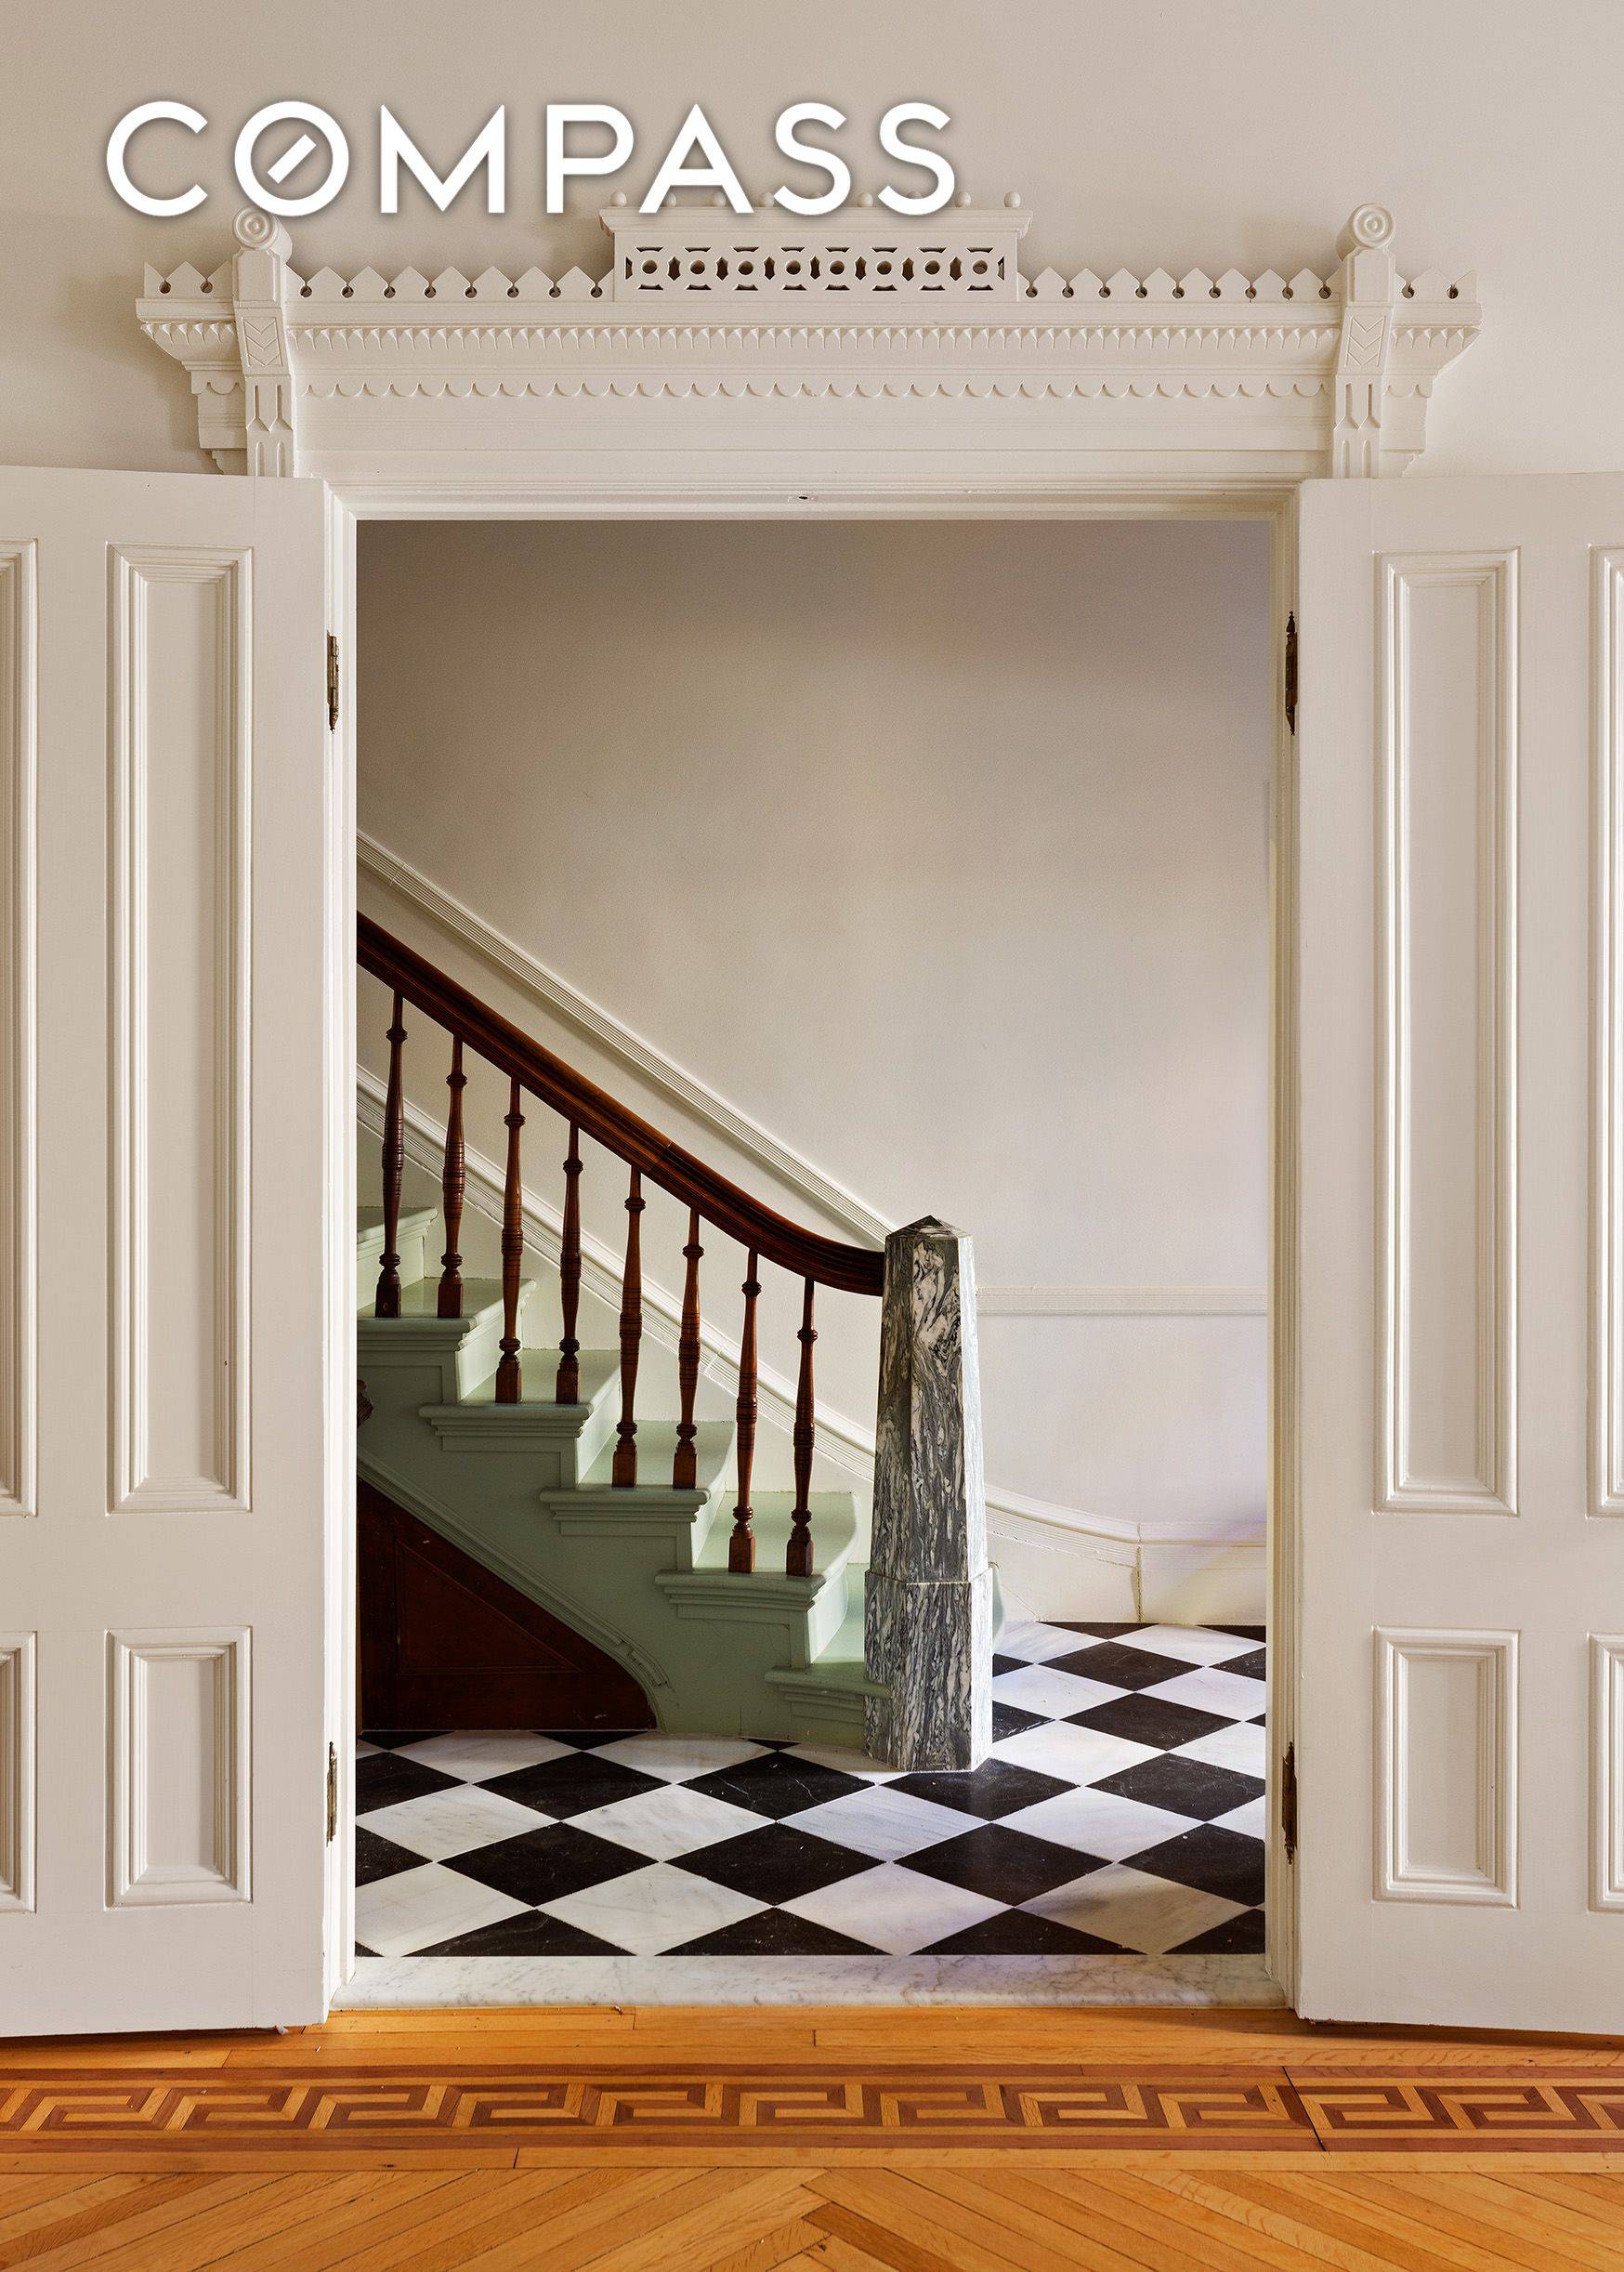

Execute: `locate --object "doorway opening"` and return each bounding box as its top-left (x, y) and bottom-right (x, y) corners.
top-left (347, 515), bottom-right (1276, 2002)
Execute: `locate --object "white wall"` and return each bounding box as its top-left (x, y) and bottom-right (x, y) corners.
top-left (357, 516), bottom-right (1271, 1581)
top-left (4, 0), bottom-right (1622, 478)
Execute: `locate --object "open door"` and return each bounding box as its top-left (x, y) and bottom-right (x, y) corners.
top-left (0, 467), bottom-right (339, 2032)
top-left (1293, 474), bottom-right (1624, 2029)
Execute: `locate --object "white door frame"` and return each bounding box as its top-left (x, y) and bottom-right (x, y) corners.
top-left (322, 480), bottom-right (1303, 2000)
top-left (132, 191), bottom-right (1484, 2007)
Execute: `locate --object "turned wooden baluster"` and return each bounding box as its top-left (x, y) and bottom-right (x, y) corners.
top-left (612, 1168), bottom-right (645, 1484)
top-left (673, 1209), bottom-right (703, 1488)
top-left (437, 1035), bottom-right (466, 1318)
top-left (556, 1123), bottom-right (583, 1404)
top-left (786, 1279), bottom-right (818, 1578)
top-left (729, 1253), bottom-right (761, 1572)
top-left (373, 992), bottom-right (407, 1318)
top-left (494, 1078), bottom-right (525, 1403)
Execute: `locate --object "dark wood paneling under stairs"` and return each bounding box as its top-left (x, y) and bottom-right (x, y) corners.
top-left (358, 1479), bottom-right (654, 1730)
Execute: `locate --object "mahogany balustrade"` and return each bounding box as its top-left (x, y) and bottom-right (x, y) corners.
top-left (360, 916), bottom-right (883, 1576)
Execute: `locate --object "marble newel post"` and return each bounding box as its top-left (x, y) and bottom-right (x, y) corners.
top-left (864, 1218), bottom-right (993, 1771)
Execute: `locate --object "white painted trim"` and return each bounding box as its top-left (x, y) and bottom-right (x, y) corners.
top-left (1376, 551), bottom-right (1518, 1517)
top-left (1375, 1627), bottom-right (1518, 1907)
top-left (138, 203), bottom-right (1479, 492)
top-left (108, 1628), bottom-right (252, 1908)
top-left (109, 546), bottom-right (253, 1517)
top-left (0, 1633), bottom-right (35, 1912)
top-left (359, 831), bottom-right (892, 1247)
top-left (0, 545), bottom-right (36, 1520)
top-left (355, 1069), bottom-right (1262, 1570)
top-left (1591, 1635), bottom-right (1624, 1912)
top-left (979, 1285), bottom-right (1266, 1318)
top-left (1594, 553), bottom-right (1624, 1517)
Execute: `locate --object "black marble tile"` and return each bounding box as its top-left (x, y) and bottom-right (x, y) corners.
top-left (685, 1753), bottom-right (867, 1820)
top-left (671, 1908), bottom-right (875, 1956)
top-left (904, 1826), bottom-right (1098, 1904)
top-left (1170, 1906), bottom-right (1266, 1955)
top-left (1219, 1626), bottom-right (1267, 1645)
top-left (481, 1753), bottom-right (664, 1819)
top-left (447, 1823), bottom-right (647, 1905)
top-left (990, 1655), bottom-right (1023, 1677)
top-left (359, 1729), bottom-right (447, 1749)
top-left (1051, 1622), bottom-right (1145, 1639)
top-left (990, 1701), bottom-right (1046, 1741)
top-left (1045, 1642), bottom-right (1188, 1691)
top-left (1219, 1648), bottom-right (1267, 1681)
top-left (1132, 1824), bottom-right (1266, 1907)
top-left (419, 1909), bottom-right (623, 1957)
top-left (535, 1728), bottom-right (662, 1750)
top-left (1068, 1694), bottom-right (1230, 1751)
top-left (355, 1752), bottom-right (461, 1814)
top-left (354, 1826), bottom-right (422, 1885)
top-left (889, 1759), bottom-right (1070, 1821)
top-left (677, 1826), bottom-right (872, 1904)
top-left (1092, 1754), bottom-right (1264, 1822)
top-left (922, 1910), bottom-right (1123, 1955)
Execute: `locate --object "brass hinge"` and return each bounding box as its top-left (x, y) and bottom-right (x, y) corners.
top-left (1281, 1740), bottom-right (1298, 1864)
top-left (326, 632), bottom-right (340, 733)
top-left (1284, 611), bottom-right (1298, 737)
top-left (325, 1740), bottom-right (338, 1843)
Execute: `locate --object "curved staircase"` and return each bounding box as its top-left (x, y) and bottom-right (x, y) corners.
top-left (358, 1202), bottom-right (876, 1745)
top-left (355, 918), bottom-right (993, 1767)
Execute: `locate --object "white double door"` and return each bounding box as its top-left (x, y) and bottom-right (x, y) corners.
top-left (2, 464), bottom-right (1623, 2035)
top-left (0, 468), bottom-right (342, 2031)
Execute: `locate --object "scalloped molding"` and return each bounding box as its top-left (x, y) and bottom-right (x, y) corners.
top-left (138, 200), bottom-right (1478, 492)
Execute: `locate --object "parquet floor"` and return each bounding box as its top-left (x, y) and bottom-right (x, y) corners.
top-left (3, 2010), bottom-right (1624, 2267)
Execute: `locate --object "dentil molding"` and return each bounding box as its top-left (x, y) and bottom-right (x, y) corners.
top-left (137, 197), bottom-right (1479, 494)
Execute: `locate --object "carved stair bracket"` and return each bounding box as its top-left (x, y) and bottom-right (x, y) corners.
top-left (136, 200), bottom-right (1480, 494)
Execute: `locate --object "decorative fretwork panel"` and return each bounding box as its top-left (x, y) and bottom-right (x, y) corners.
top-left (613, 232), bottom-right (1016, 301)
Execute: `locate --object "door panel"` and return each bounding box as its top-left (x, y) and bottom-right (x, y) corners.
top-left (1294, 476), bottom-right (1624, 2029)
top-left (0, 467), bottom-right (334, 2032)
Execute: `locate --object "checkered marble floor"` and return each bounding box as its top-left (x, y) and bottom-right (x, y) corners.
top-left (355, 1622), bottom-right (1266, 1963)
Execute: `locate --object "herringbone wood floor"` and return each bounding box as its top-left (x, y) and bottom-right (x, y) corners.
top-left (4, 2011), bottom-right (1624, 2267)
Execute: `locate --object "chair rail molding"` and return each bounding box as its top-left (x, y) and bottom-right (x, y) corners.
top-left (137, 201), bottom-right (1478, 496)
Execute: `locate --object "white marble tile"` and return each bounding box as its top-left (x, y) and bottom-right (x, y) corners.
top-left (782, 1786), bottom-right (973, 1861)
top-left (990, 1664), bottom-right (1121, 1718)
top-left (338, 1951), bottom-right (1285, 2008)
top-left (998, 1788), bottom-right (1201, 1861)
top-left (1144, 1666), bottom-right (1269, 1720)
top-left (359, 1784), bottom-right (549, 1861)
top-left (992, 1720), bottom-right (1159, 1787)
top-left (781, 1863), bottom-right (1003, 1954)
top-left (355, 1739), bottom-right (382, 1758)
top-left (355, 1862), bottom-right (529, 1958)
top-left (1023, 1865), bottom-right (1245, 1955)
top-left (542, 1862), bottom-right (765, 1954)
top-left (778, 1743), bottom-right (903, 1782)
top-left (1123, 1625), bottom-right (1264, 1666)
top-left (591, 1734), bottom-right (769, 1783)
top-left (570, 1785), bottom-right (763, 1860)
top-left (1210, 1795), bottom-right (1267, 1839)
top-left (395, 1731), bottom-right (574, 1781)
top-left (996, 1619), bottom-right (1091, 1665)
top-left (1173, 1721), bottom-right (1267, 1778)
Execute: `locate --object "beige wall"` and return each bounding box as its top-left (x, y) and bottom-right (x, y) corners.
top-left (358, 516), bottom-right (1271, 1548)
top-left (4, 0), bottom-right (1620, 476)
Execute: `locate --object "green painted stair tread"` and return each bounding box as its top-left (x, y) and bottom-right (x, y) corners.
top-left (358, 1275), bottom-right (530, 1326)
top-left (682, 1491), bottom-right (858, 1582)
top-left (452, 1346), bottom-right (620, 1410)
top-left (567, 1421), bottom-right (737, 1501)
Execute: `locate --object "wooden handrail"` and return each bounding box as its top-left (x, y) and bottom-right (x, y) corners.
top-left (359, 915), bottom-right (884, 1297)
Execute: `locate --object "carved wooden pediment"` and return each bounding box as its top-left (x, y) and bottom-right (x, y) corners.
top-left (137, 198), bottom-right (1478, 495)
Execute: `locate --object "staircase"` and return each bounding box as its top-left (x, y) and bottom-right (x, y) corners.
top-left (355, 917), bottom-right (994, 1766)
top-left (358, 1202), bottom-right (878, 1745)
